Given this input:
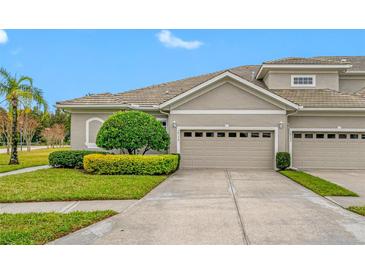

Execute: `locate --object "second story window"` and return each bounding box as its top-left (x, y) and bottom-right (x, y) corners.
top-left (291, 75), bottom-right (316, 87)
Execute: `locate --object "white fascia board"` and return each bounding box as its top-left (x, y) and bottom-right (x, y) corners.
top-left (159, 71), bottom-right (300, 110)
top-left (56, 104), bottom-right (159, 110)
top-left (171, 110), bottom-right (286, 115)
top-left (290, 128), bottom-right (365, 132)
top-left (256, 64), bottom-right (352, 79)
top-left (300, 108), bottom-right (365, 112)
top-left (343, 71), bottom-right (365, 75)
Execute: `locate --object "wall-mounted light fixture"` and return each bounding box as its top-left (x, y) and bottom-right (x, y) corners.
top-left (279, 121), bottom-right (284, 129)
top-left (172, 121), bottom-right (177, 128)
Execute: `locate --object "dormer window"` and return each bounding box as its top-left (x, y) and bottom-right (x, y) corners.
top-left (291, 75), bottom-right (316, 87)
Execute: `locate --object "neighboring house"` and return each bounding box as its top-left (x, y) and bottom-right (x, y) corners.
top-left (57, 56), bottom-right (365, 170)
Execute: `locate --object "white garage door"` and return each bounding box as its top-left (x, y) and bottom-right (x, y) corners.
top-left (180, 130), bottom-right (274, 169)
top-left (292, 132), bottom-right (365, 169)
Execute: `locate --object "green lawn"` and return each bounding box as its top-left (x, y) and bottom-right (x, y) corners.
top-left (0, 147), bottom-right (69, 173)
top-left (348, 206), bottom-right (365, 216)
top-left (0, 211), bottom-right (116, 245)
top-left (280, 170), bottom-right (358, 197)
top-left (0, 168), bottom-right (166, 202)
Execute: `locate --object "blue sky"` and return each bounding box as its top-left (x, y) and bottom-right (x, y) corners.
top-left (1, 29), bottom-right (365, 109)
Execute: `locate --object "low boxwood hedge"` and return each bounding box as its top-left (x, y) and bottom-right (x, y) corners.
top-left (83, 154), bottom-right (179, 175)
top-left (276, 152), bottom-right (291, 170)
top-left (49, 150), bottom-right (109, 168)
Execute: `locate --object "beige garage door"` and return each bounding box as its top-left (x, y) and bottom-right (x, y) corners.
top-left (292, 132), bottom-right (365, 169)
top-left (180, 130), bottom-right (274, 169)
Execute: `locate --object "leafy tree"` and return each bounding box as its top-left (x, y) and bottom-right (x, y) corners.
top-left (18, 110), bottom-right (40, 151)
top-left (96, 111), bottom-right (170, 154)
top-left (0, 68), bottom-right (47, 164)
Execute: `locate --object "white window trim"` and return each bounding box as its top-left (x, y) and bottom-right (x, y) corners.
top-left (291, 75), bottom-right (316, 87)
top-left (85, 117), bottom-right (104, 148)
top-left (170, 110), bottom-right (286, 115)
top-left (177, 126), bottom-right (279, 169)
top-left (289, 128), bottom-right (365, 169)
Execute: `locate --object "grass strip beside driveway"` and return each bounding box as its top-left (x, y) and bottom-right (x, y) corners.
top-left (0, 148), bottom-right (69, 173)
top-left (0, 211), bottom-right (116, 245)
top-left (280, 170), bottom-right (358, 197)
top-left (0, 168), bottom-right (166, 202)
top-left (348, 206), bottom-right (365, 216)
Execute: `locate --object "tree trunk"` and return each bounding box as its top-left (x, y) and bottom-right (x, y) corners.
top-left (9, 99), bottom-right (19, 165)
top-left (26, 137), bottom-right (31, 152)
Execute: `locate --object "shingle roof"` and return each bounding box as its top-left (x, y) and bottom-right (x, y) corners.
top-left (263, 57), bottom-right (350, 65)
top-left (57, 56), bottom-right (365, 109)
top-left (271, 89), bottom-right (365, 108)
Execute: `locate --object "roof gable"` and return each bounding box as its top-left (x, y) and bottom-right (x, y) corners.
top-left (160, 71), bottom-right (300, 109)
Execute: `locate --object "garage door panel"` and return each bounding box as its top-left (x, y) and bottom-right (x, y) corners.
top-left (180, 130), bottom-right (274, 169)
top-left (292, 132), bottom-right (365, 169)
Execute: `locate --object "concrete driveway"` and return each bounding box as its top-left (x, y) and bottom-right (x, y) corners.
top-left (51, 169), bottom-right (365, 245)
top-left (307, 170), bottom-right (365, 207)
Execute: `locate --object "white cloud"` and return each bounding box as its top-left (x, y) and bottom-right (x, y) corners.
top-left (0, 30), bottom-right (8, 44)
top-left (157, 30), bottom-right (203, 50)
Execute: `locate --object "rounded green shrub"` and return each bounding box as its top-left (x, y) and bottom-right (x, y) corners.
top-left (276, 152), bottom-right (291, 170)
top-left (96, 111), bottom-right (169, 155)
top-left (83, 154), bottom-right (179, 175)
top-left (49, 150), bottom-right (109, 168)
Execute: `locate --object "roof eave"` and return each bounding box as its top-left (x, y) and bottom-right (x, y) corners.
top-left (256, 64), bottom-right (353, 80)
top-left (300, 107), bottom-right (365, 111)
top-left (56, 103), bottom-right (159, 110)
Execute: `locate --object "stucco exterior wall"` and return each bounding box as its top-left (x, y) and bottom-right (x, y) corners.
top-left (265, 71), bottom-right (339, 90)
top-left (175, 82), bottom-right (280, 110)
top-left (339, 76), bottom-right (365, 93)
top-left (288, 115), bottom-right (365, 129)
top-left (71, 113), bottom-right (113, 150)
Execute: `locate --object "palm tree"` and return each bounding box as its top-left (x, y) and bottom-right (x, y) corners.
top-left (0, 68), bottom-right (47, 164)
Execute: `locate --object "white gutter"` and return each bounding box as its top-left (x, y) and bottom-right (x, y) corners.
top-left (300, 108), bottom-right (365, 111)
top-left (56, 103), bottom-right (159, 110)
top-left (256, 64), bottom-right (352, 79)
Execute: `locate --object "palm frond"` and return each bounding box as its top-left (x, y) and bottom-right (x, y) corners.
top-left (18, 76), bottom-right (33, 86)
top-left (0, 68), bottom-right (12, 83)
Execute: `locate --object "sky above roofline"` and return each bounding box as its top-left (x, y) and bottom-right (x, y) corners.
top-left (1, 29), bottom-right (365, 110)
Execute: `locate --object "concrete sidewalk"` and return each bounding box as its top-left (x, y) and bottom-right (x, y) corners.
top-left (0, 145), bottom-right (49, 154)
top-left (0, 165), bottom-right (51, 177)
top-left (0, 200), bottom-right (136, 213)
top-left (307, 169), bottom-right (365, 208)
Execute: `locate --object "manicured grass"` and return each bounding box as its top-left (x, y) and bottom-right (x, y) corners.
top-left (348, 206), bottom-right (365, 216)
top-left (0, 211), bottom-right (116, 245)
top-left (280, 170), bottom-right (358, 197)
top-left (0, 147), bottom-right (69, 173)
top-left (0, 168), bottom-right (166, 202)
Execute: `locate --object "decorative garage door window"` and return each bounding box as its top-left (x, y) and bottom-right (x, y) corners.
top-left (293, 132), bottom-right (365, 140)
top-left (182, 131), bottom-right (272, 138)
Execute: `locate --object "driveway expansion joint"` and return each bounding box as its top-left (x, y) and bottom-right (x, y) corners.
top-left (225, 169), bottom-right (250, 245)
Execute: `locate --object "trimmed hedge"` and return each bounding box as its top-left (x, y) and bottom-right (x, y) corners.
top-left (83, 154), bottom-right (179, 175)
top-left (49, 150), bottom-right (109, 169)
top-left (276, 152), bottom-right (291, 170)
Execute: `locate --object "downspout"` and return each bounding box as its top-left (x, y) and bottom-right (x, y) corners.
top-left (286, 106), bottom-right (302, 169)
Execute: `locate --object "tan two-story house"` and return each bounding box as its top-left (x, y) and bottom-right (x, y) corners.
top-left (57, 56), bottom-right (365, 170)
